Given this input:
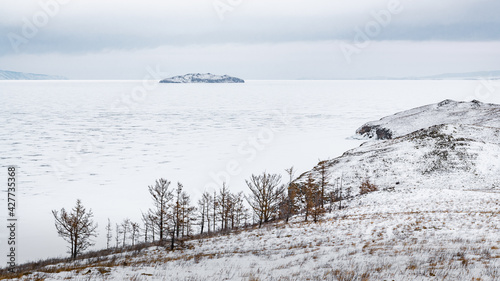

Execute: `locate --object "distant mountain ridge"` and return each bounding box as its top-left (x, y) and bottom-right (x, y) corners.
top-left (159, 73), bottom-right (244, 83)
top-left (356, 70), bottom-right (500, 80)
top-left (0, 69), bottom-right (67, 80)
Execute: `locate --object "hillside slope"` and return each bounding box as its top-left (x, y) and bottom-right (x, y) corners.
top-left (6, 188), bottom-right (500, 280)
top-left (299, 124), bottom-right (500, 194)
top-left (356, 100), bottom-right (500, 139)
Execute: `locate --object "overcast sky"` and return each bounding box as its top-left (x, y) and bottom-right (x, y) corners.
top-left (0, 0), bottom-right (499, 79)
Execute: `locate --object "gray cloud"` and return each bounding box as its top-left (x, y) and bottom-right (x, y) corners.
top-left (1, 0), bottom-right (499, 79)
top-left (1, 0), bottom-right (499, 56)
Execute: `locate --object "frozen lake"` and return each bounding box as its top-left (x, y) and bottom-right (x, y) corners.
top-left (1, 80), bottom-right (498, 264)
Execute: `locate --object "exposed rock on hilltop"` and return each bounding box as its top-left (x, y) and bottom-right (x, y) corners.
top-left (159, 73), bottom-right (244, 83)
top-left (299, 124), bottom-right (500, 193)
top-left (356, 99), bottom-right (500, 139)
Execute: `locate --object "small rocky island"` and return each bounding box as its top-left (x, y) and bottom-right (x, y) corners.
top-left (159, 73), bottom-right (244, 83)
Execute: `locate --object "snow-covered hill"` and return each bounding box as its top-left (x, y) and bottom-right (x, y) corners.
top-left (299, 124), bottom-right (500, 194)
top-left (356, 100), bottom-right (500, 139)
top-left (0, 70), bottom-right (67, 80)
top-left (159, 73), bottom-right (244, 83)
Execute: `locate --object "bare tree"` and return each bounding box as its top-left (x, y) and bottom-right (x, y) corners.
top-left (179, 190), bottom-right (195, 237)
top-left (147, 178), bottom-right (173, 241)
top-left (206, 192), bottom-right (213, 233)
top-left (198, 196), bottom-right (207, 235)
top-left (218, 183), bottom-right (230, 230)
top-left (197, 191), bottom-right (214, 235)
top-left (245, 172), bottom-right (285, 227)
top-left (331, 175), bottom-right (345, 211)
top-left (105, 218), bottom-right (112, 249)
top-left (301, 174), bottom-right (320, 222)
top-left (231, 192), bottom-right (246, 229)
top-left (282, 166), bottom-right (299, 223)
top-left (121, 218), bottom-right (130, 247)
top-left (173, 182), bottom-right (183, 238)
top-left (311, 188), bottom-right (324, 223)
top-left (315, 160), bottom-right (331, 209)
top-left (213, 190), bottom-right (218, 232)
top-left (115, 224), bottom-right (121, 248)
top-left (130, 222), bottom-right (140, 246)
top-left (52, 199), bottom-right (98, 259)
top-left (141, 211), bottom-right (154, 242)
top-left (298, 173), bottom-right (325, 222)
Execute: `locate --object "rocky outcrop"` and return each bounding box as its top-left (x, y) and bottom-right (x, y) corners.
top-left (356, 125), bottom-right (393, 140)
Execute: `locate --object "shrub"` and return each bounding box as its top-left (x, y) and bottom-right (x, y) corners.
top-left (359, 179), bottom-right (378, 195)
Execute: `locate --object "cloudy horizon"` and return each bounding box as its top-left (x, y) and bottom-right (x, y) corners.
top-left (1, 0), bottom-right (499, 79)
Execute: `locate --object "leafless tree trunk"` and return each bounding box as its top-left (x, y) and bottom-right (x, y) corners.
top-left (105, 218), bottom-right (112, 249)
top-left (115, 224), bottom-right (121, 248)
top-left (315, 160), bottom-right (331, 209)
top-left (130, 222), bottom-right (140, 246)
top-left (284, 167), bottom-right (298, 223)
top-left (141, 211), bottom-right (154, 242)
top-left (213, 191), bottom-right (217, 232)
top-left (173, 182), bottom-right (183, 238)
top-left (218, 183), bottom-right (230, 230)
top-left (198, 197), bottom-right (206, 235)
top-left (204, 192), bottom-right (212, 234)
top-left (179, 190), bottom-right (195, 237)
top-left (121, 218), bottom-right (130, 247)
